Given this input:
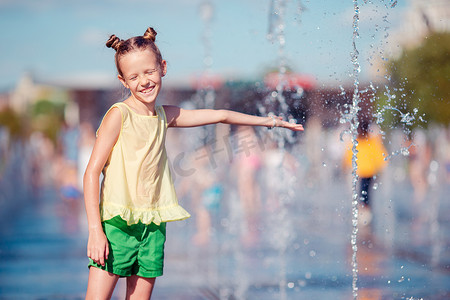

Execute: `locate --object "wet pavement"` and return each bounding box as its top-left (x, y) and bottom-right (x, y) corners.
top-left (0, 149), bottom-right (449, 299)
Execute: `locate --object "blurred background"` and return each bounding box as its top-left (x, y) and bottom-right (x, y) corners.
top-left (0, 0), bottom-right (449, 299)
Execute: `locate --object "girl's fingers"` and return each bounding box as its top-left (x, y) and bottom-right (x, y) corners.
top-left (279, 120), bottom-right (304, 131)
top-left (94, 252), bottom-right (104, 266)
top-left (105, 246), bottom-right (109, 261)
top-left (98, 254), bottom-right (105, 266)
top-left (87, 247), bottom-right (106, 266)
top-left (272, 116), bottom-right (304, 131)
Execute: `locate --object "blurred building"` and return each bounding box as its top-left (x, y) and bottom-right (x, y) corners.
top-left (1, 70), bottom-right (379, 142)
top-left (370, 0), bottom-right (450, 79)
top-left (10, 73), bottom-right (44, 114)
top-left (392, 0), bottom-right (450, 55)
top-left (7, 72), bottom-right (73, 117)
top-left (3, 72), bottom-right (115, 129)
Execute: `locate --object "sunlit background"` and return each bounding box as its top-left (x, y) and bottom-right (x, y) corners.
top-left (0, 0), bottom-right (449, 299)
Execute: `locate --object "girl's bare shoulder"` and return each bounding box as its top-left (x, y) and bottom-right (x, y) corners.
top-left (97, 106), bottom-right (122, 139)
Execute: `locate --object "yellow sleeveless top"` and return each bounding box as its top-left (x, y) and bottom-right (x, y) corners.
top-left (344, 135), bottom-right (388, 178)
top-left (98, 102), bottom-right (190, 225)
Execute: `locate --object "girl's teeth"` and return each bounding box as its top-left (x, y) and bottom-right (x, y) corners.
top-left (142, 87), bottom-right (154, 93)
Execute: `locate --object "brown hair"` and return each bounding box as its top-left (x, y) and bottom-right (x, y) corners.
top-left (106, 27), bottom-right (163, 77)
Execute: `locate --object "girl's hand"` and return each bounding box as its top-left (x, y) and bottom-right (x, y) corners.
top-left (272, 116), bottom-right (304, 131)
top-left (87, 227), bottom-right (109, 267)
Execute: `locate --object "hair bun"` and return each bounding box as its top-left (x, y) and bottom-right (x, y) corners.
top-left (106, 34), bottom-right (123, 51)
top-left (143, 27), bottom-right (157, 42)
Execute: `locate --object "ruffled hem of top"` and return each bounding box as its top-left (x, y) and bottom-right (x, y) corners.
top-left (100, 203), bottom-right (191, 226)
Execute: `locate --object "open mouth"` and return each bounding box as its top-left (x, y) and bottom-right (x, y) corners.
top-left (140, 86), bottom-right (155, 94)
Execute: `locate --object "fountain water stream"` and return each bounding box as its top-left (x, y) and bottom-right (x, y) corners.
top-left (350, 1), bottom-right (362, 298)
top-left (182, 1), bottom-right (428, 299)
top-left (347, 1), bottom-right (428, 299)
top-left (264, 1), bottom-right (305, 299)
top-left (264, 1), bottom-right (427, 299)
top-left (193, 0), bottom-right (216, 145)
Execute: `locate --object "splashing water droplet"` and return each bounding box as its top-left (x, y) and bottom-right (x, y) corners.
top-left (401, 148), bottom-right (410, 156)
top-left (340, 130), bottom-right (351, 141)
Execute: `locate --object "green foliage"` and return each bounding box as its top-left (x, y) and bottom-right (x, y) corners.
top-left (30, 99), bottom-right (65, 143)
top-left (31, 99), bottom-right (65, 117)
top-left (379, 32), bottom-right (450, 128)
top-left (0, 107), bottom-right (26, 140)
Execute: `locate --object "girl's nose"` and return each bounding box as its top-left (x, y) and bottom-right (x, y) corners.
top-left (139, 75), bottom-right (150, 86)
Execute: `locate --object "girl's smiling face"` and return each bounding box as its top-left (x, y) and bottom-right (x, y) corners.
top-left (118, 49), bottom-right (167, 107)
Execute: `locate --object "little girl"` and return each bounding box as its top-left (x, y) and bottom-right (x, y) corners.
top-left (84, 27), bottom-right (304, 299)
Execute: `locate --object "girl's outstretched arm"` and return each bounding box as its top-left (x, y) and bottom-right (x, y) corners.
top-left (83, 107), bottom-right (121, 266)
top-left (163, 105), bottom-right (304, 131)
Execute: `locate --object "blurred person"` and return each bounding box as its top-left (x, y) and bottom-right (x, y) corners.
top-left (405, 129), bottom-right (432, 205)
top-left (58, 122), bottom-right (80, 166)
top-left (327, 124), bottom-right (348, 180)
top-left (176, 143), bottom-right (224, 247)
top-left (28, 132), bottom-right (45, 197)
top-left (445, 127), bottom-right (450, 183)
top-left (303, 116), bottom-right (324, 185)
top-left (77, 122), bottom-right (96, 190)
top-left (28, 132), bottom-right (56, 197)
top-left (233, 126), bottom-right (263, 247)
top-left (432, 126), bottom-right (450, 183)
top-left (344, 121), bottom-right (387, 226)
top-left (57, 159), bottom-right (83, 233)
top-left (0, 127), bottom-right (9, 177)
top-left (262, 137), bottom-right (299, 212)
top-left (439, 126), bottom-right (450, 183)
top-left (194, 182), bottom-right (223, 246)
top-left (52, 120), bottom-right (85, 231)
top-left (404, 129), bottom-right (433, 242)
top-left (83, 27), bottom-right (304, 299)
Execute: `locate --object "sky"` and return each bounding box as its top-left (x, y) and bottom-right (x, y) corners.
top-left (0, 0), bottom-right (408, 91)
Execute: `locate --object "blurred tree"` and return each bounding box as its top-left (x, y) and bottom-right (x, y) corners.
top-left (30, 99), bottom-right (65, 144)
top-left (379, 32), bottom-right (450, 129)
top-left (0, 107), bottom-right (26, 140)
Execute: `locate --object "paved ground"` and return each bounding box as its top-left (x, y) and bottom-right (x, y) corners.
top-left (0, 146), bottom-right (449, 299)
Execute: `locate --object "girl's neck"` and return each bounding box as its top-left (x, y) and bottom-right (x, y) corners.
top-left (124, 97), bottom-right (156, 116)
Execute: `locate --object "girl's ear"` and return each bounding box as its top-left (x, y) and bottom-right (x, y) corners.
top-left (161, 60), bottom-right (167, 77)
top-left (118, 75), bottom-right (129, 89)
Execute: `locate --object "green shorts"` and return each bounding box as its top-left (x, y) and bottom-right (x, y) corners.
top-left (88, 216), bottom-right (166, 278)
